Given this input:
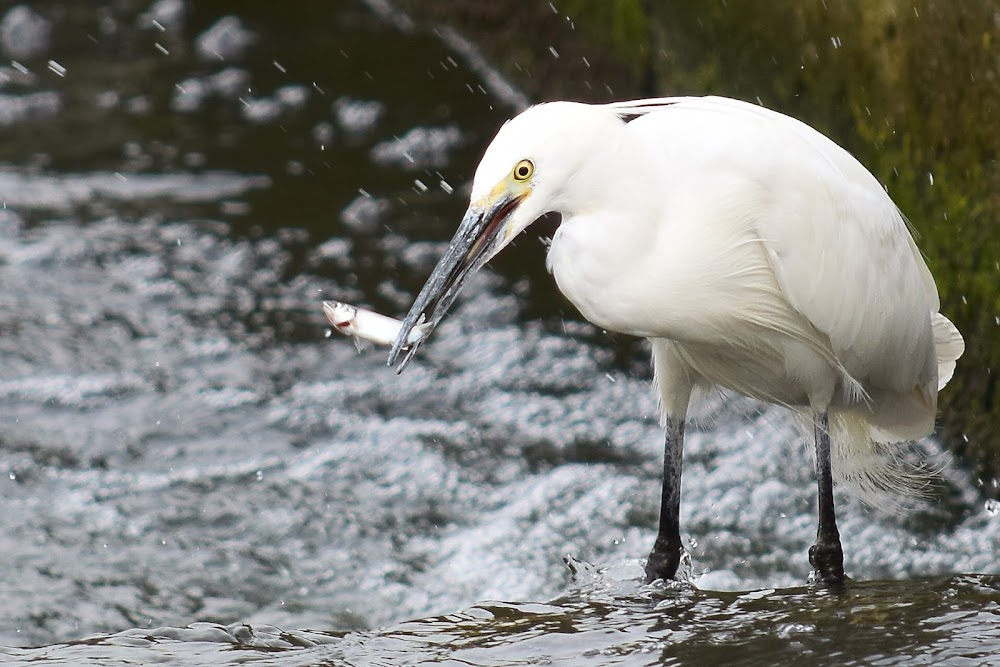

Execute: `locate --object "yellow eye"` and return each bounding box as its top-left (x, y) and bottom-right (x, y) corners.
top-left (513, 159), bottom-right (534, 182)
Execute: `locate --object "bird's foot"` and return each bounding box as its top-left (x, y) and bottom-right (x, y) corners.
top-left (808, 540), bottom-right (846, 586)
top-left (644, 539), bottom-right (685, 584)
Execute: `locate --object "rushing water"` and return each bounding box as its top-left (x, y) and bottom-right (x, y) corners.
top-left (0, 1), bottom-right (998, 664)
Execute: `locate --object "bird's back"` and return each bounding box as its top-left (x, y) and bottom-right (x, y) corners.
top-left (604, 97), bottom-right (962, 442)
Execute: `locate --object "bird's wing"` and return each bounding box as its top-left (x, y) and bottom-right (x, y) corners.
top-left (626, 97), bottom-right (940, 393)
top-left (757, 164), bottom-right (935, 388)
top-left (708, 98), bottom-right (938, 391)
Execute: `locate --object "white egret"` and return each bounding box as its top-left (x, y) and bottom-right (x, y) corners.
top-left (387, 96), bottom-right (964, 585)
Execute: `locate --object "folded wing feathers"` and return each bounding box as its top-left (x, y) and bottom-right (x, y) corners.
top-left (933, 312), bottom-right (964, 390)
top-left (609, 97), bottom-right (967, 393)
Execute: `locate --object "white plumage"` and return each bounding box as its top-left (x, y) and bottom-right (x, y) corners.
top-left (390, 96), bottom-right (964, 583)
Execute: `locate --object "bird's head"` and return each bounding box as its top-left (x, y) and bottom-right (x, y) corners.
top-left (388, 102), bottom-right (624, 370)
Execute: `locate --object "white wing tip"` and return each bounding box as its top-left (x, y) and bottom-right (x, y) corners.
top-left (932, 313), bottom-right (964, 390)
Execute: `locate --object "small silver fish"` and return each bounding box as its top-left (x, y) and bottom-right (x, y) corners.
top-left (322, 301), bottom-right (431, 347)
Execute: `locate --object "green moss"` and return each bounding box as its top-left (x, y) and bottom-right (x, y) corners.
top-left (559, 0), bottom-right (648, 60)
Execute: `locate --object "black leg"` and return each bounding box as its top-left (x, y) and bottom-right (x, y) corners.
top-left (808, 410), bottom-right (846, 585)
top-left (645, 416), bottom-right (685, 583)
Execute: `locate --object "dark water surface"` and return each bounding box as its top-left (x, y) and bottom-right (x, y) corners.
top-left (1, 1), bottom-right (998, 664)
top-left (5, 573), bottom-right (1000, 666)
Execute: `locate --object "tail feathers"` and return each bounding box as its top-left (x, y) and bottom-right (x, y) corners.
top-left (821, 313), bottom-right (960, 510)
top-left (933, 312), bottom-right (964, 390)
top-left (826, 412), bottom-right (941, 511)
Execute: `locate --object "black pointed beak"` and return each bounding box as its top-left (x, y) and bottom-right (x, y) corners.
top-left (388, 191), bottom-right (525, 371)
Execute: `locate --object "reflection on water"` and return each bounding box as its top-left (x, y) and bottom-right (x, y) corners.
top-left (0, 0), bottom-right (999, 664)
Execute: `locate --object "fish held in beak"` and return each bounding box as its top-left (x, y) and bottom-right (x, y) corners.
top-left (387, 191), bottom-right (525, 371)
top-left (323, 301), bottom-right (431, 348)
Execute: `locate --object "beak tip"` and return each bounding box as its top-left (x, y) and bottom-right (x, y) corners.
top-left (387, 329), bottom-right (414, 370)
top-left (386, 343), bottom-right (403, 368)
top-left (386, 341), bottom-right (416, 373)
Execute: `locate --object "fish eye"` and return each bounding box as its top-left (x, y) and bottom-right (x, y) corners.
top-left (513, 159), bottom-right (534, 182)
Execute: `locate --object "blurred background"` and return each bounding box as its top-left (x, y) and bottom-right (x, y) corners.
top-left (0, 0), bottom-right (998, 656)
